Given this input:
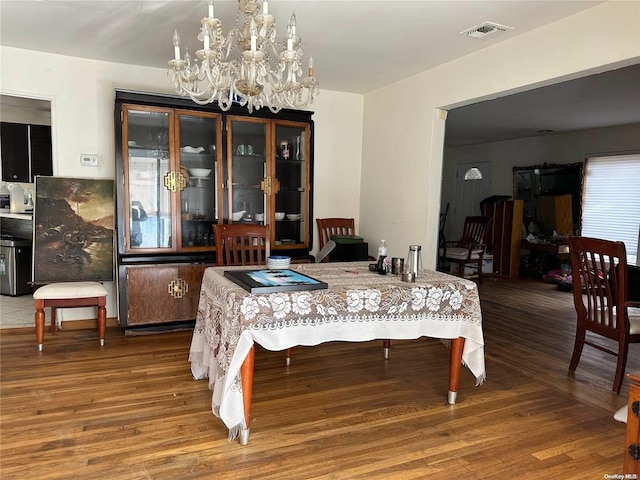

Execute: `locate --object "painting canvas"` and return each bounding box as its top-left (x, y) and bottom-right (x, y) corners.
top-left (34, 176), bottom-right (114, 283)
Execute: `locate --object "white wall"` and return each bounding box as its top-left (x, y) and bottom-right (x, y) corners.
top-left (0, 47), bottom-right (364, 321)
top-left (360, 1), bottom-right (640, 267)
top-left (441, 123), bottom-right (640, 237)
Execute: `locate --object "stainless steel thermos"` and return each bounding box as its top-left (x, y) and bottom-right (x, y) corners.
top-left (406, 245), bottom-right (422, 276)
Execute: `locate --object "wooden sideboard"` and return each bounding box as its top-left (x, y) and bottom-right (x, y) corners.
top-left (624, 370), bottom-right (640, 475)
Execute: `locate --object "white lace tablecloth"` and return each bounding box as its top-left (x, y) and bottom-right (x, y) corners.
top-left (189, 262), bottom-right (485, 440)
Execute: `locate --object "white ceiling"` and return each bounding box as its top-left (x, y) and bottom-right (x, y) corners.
top-left (1, 0), bottom-right (638, 146)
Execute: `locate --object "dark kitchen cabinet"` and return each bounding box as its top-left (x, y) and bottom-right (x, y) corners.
top-left (1, 122), bottom-right (52, 182)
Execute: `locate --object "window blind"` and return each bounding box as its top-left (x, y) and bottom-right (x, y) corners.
top-left (582, 154), bottom-right (640, 265)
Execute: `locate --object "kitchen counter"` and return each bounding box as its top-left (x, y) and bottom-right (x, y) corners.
top-left (0, 212), bottom-right (33, 220)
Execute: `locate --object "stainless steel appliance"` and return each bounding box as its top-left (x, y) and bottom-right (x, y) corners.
top-left (0, 235), bottom-right (32, 296)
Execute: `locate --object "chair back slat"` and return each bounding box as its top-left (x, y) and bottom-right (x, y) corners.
top-left (316, 218), bottom-right (355, 249)
top-left (213, 224), bottom-right (271, 267)
top-left (459, 216), bottom-right (490, 248)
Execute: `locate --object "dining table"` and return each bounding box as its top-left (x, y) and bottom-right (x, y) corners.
top-left (188, 261), bottom-right (486, 444)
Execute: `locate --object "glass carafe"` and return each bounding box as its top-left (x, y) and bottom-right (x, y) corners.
top-left (406, 245), bottom-right (423, 276)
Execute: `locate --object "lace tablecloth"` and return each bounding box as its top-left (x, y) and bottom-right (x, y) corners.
top-left (189, 262), bottom-right (485, 440)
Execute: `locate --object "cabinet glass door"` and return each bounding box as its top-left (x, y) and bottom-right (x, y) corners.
top-left (273, 122), bottom-right (310, 249)
top-left (124, 106), bottom-right (173, 251)
top-left (177, 111), bottom-right (221, 249)
top-left (227, 117), bottom-right (268, 224)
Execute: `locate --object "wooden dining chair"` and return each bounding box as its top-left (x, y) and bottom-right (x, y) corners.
top-left (441, 216), bottom-right (490, 284)
top-left (213, 223), bottom-right (298, 361)
top-left (316, 218), bottom-right (355, 250)
top-left (213, 223), bottom-right (271, 267)
top-left (567, 236), bottom-right (640, 394)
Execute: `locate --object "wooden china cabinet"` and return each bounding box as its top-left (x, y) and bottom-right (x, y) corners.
top-left (115, 90), bottom-right (314, 333)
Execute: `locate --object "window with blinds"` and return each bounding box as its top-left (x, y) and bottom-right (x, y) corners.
top-left (582, 154), bottom-right (640, 265)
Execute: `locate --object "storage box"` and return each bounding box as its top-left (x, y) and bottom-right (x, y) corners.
top-left (330, 242), bottom-right (369, 262)
top-left (330, 234), bottom-right (363, 244)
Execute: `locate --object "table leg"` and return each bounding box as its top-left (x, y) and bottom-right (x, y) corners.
top-left (448, 337), bottom-right (465, 404)
top-left (97, 299), bottom-right (106, 347)
top-left (383, 339), bottom-right (391, 359)
top-left (239, 345), bottom-right (255, 445)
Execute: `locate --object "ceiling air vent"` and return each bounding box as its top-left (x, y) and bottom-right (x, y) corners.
top-left (460, 21), bottom-right (514, 39)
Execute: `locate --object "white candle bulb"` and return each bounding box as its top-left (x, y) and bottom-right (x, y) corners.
top-left (308, 55), bottom-right (314, 76)
top-left (263, 0), bottom-right (268, 15)
top-left (287, 25), bottom-right (293, 51)
top-left (204, 33), bottom-right (210, 50)
top-left (173, 30), bottom-right (181, 60)
top-left (250, 18), bottom-right (257, 51)
top-left (290, 13), bottom-right (296, 35)
top-left (208, 1), bottom-right (214, 18)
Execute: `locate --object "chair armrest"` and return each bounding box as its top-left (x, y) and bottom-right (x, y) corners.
top-left (470, 242), bottom-right (486, 252)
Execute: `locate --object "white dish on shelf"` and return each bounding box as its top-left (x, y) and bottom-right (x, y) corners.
top-left (188, 168), bottom-right (212, 178)
top-left (275, 212), bottom-right (285, 220)
top-left (232, 211), bottom-right (246, 221)
top-left (286, 213), bottom-right (301, 221)
top-left (181, 146), bottom-right (205, 154)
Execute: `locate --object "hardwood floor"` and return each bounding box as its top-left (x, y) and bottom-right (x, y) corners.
top-left (1, 276), bottom-right (638, 479)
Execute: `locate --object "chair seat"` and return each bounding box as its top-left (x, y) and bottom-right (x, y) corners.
top-left (34, 281), bottom-right (108, 300)
top-left (628, 306), bottom-right (640, 335)
top-left (441, 247), bottom-right (484, 261)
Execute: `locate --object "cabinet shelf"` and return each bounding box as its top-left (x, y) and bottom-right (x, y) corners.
top-left (232, 155), bottom-right (264, 162)
top-left (276, 158), bottom-right (305, 164)
top-left (279, 187), bottom-right (306, 193)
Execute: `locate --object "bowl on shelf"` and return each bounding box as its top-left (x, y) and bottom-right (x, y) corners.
top-left (181, 146), bottom-right (205, 154)
top-left (286, 213), bottom-right (301, 221)
top-left (267, 255), bottom-right (291, 270)
top-left (275, 212), bottom-right (285, 221)
top-left (188, 168), bottom-right (212, 178)
top-left (232, 210), bottom-right (246, 221)
top-left (255, 213), bottom-right (264, 221)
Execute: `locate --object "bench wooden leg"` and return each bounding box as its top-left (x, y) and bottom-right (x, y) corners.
top-left (35, 299), bottom-right (45, 352)
top-left (97, 300), bottom-right (106, 346)
top-left (50, 306), bottom-right (57, 334)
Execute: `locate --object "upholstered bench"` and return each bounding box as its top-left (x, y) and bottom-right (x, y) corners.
top-left (33, 282), bottom-right (108, 351)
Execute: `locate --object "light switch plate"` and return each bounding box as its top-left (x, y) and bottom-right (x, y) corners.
top-left (80, 154), bottom-right (99, 167)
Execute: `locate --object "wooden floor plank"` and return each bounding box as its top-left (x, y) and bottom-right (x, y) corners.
top-left (1, 276), bottom-right (638, 479)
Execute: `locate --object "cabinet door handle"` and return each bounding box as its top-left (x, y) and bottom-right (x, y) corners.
top-left (168, 277), bottom-right (189, 298)
top-left (164, 170), bottom-right (187, 192)
top-left (261, 177), bottom-right (272, 195)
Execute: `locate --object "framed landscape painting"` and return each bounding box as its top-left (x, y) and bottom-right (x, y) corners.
top-left (33, 176), bottom-right (115, 283)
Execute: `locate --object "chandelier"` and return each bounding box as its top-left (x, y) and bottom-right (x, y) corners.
top-left (167, 0), bottom-right (319, 113)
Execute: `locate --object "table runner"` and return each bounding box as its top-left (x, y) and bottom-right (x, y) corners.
top-left (189, 261), bottom-right (485, 440)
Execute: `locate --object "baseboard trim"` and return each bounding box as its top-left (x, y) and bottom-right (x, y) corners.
top-left (1, 317), bottom-right (120, 332)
